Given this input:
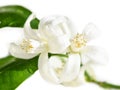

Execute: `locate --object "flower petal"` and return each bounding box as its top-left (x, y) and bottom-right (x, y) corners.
top-left (0, 27), bottom-right (24, 58)
top-left (62, 67), bottom-right (86, 86)
top-left (85, 64), bottom-right (108, 82)
top-left (80, 46), bottom-right (108, 65)
top-left (60, 53), bottom-right (81, 82)
top-left (38, 52), bottom-right (60, 84)
top-left (39, 15), bottom-right (75, 38)
top-left (82, 23), bottom-right (100, 42)
top-left (9, 42), bottom-right (39, 59)
top-left (38, 15), bottom-right (76, 53)
top-left (24, 14), bottom-right (40, 40)
top-left (48, 35), bottom-right (70, 53)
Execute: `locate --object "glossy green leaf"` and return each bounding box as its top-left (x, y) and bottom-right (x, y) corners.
top-left (0, 5), bottom-right (31, 28)
top-left (0, 5), bottom-right (39, 29)
top-left (0, 56), bottom-right (38, 90)
top-left (0, 56), bottom-right (16, 69)
top-left (30, 18), bottom-right (40, 29)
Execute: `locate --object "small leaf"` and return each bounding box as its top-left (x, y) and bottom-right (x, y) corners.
top-left (0, 56), bottom-right (39, 90)
top-left (30, 18), bottom-right (40, 29)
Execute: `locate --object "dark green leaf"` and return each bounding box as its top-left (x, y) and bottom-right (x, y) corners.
top-left (0, 56), bottom-right (16, 69)
top-left (0, 5), bottom-right (31, 28)
top-left (30, 18), bottom-right (40, 29)
top-left (0, 56), bottom-right (39, 90)
top-left (85, 71), bottom-right (120, 89)
top-left (0, 5), bottom-right (39, 29)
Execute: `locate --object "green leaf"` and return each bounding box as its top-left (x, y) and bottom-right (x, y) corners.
top-left (85, 71), bottom-right (120, 89)
top-left (0, 5), bottom-right (31, 28)
top-left (30, 18), bottom-right (40, 29)
top-left (0, 5), bottom-right (39, 29)
top-left (0, 56), bottom-right (16, 69)
top-left (0, 56), bottom-right (39, 90)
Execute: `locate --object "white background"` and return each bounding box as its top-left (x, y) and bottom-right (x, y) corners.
top-left (1, 0), bottom-right (120, 90)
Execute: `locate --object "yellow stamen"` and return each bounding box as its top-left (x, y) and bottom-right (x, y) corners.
top-left (70, 33), bottom-right (87, 52)
top-left (20, 39), bottom-right (33, 52)
top-left (54, 62), bottom-right (65, 78)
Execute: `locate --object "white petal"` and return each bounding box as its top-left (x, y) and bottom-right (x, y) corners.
top-left (39, 15), bottom-right (75, 38)
top-left (9, 43), bottom-right (39, 59)
top-left (28, 39), bottom-right (45, 53)
top-left (24, 14), bottom-right (40, 40)
top-left (48, 35), bottom-right (70, 53)
top-left (60, 53), bottom-right (81, 82)
top-left (0, 27), bottom-right (24, 58)
top-left (85, 64), bottom-right (109, 82)
top-left (82, 23), bottom-right (100, 42)
top-left (62, 67), bottom-right (86, 86)
top-left (38, 15), bottom-right (75, 53)
top-left (81, 46), bottom-right (108, 65)
top-left (38, 52), bottom-right (60, 84)
top-left (48, 56), bottom-right (65, 70)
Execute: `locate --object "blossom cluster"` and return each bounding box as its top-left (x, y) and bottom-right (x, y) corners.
top-left (7, 14), bottom-right (108, 86)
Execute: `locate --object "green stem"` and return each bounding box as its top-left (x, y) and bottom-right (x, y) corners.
top-left (48, 53), bottom-right (68, 58)
top-left (85, 71), bottom-right (120, 89)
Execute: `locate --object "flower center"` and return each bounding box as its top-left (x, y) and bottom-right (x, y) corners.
top-left (20, 39), bottom-right (33, 52)
top-left (49, 56), bottom-right (66, 78)
top-left (54, 63), bottom-right (65, 78)
top-left (70, 33), bottom-right (87, 52)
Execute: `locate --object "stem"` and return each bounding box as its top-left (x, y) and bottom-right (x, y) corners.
top-left (48, 53), bottom-right (68, 58)
top-left (85, 71), bottom-right (120, 89)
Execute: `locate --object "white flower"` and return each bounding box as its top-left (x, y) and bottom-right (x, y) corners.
top-left (9, 14), bottom-right (45, 59)
top-left (68, 23), bottom-right (108, 82)
top-left (69, 23), bottom-right (108, 65)
top-left (38, 52), bottom-right (81, 85)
